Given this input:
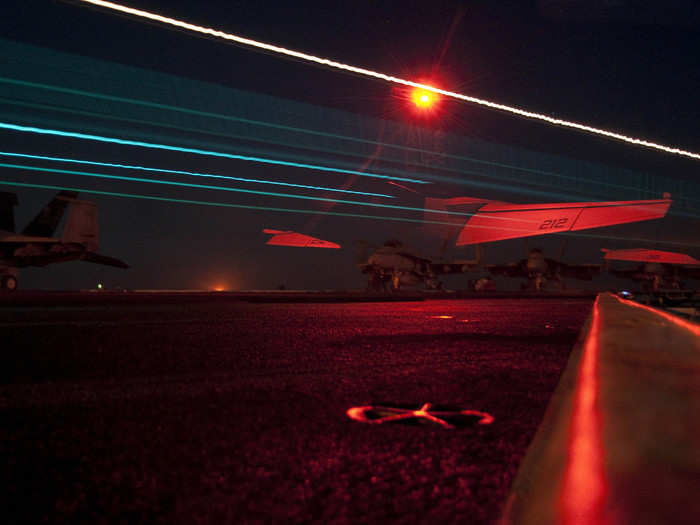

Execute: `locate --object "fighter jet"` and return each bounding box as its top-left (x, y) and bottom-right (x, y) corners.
top-left (603, 248), bottom-right (700, 293)
top-left (0, 190), bottom-right (128, 290)
top-left (358, 239), bottom-right (479, 291)
top-left (485, 248), bottom-right (600, 291)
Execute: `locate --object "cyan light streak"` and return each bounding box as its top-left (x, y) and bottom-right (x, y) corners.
top-left (78, 0), bottom-right (700, 161)
top-left (0, 151), bottom-right (394, 199)
top-left (0, 79), bottom-right (687, 204)
top-left (2, 179), bottom-right (696, 248)
top-left (0, 179), bottom-right (455, 227)
top-left (3, 96), bottom-right (672, 208)
top-left (0, 161), bottom-right (472, 218)
top-left (0, 121), bottom-right (428, 185)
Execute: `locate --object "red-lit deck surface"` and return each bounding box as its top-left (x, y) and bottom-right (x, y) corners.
top-left (501, 293), bottom-right (700, 525)
top-left (0, 295), bottom-right (591, 524)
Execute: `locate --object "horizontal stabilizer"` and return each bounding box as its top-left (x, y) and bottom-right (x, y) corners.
top-left (602, 248), bottom-right (700, 265)
top-left (263, 229), bottom-right (341, 249)
top-left (80, 251), bottom-right (129, 269)
top-left (455, 197), bottom-right (671, 245)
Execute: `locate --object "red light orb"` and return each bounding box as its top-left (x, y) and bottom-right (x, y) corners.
top-left (411, 87), bottom-right (438, 109)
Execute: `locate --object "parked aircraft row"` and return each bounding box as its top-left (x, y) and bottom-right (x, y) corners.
top-left (263, 192), bottom-right (699, 293)
top-left (1, 188), bottom-right (693, 293)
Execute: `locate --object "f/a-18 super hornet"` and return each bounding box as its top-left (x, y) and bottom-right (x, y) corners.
top-left (485, 247), bottom-right (600, 291)
top-left (0, 191), bottom-right (128, 290)
top-left (603, 248), bottom-right (700, 292)
top-left (358, 239), bottom-right (480, 291)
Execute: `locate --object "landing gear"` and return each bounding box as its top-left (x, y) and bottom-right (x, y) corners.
top-left (1, 275), bottom-right (17, 291)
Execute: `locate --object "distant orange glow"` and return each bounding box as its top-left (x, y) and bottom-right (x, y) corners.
top-left (430, 315), bottom-right (454, 319)
top-left (559, 296), bottom-right (608, 525)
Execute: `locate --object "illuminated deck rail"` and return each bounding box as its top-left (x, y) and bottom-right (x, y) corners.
top-left (501, 293), bottom-right (700, 525)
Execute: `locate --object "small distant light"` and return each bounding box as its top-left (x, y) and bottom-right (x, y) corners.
top-left (97, 283), bottom-right (103, 289)
top-left (430, 315), bottom-right (453, 319)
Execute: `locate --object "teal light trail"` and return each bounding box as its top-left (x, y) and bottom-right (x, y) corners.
top-left (1, 179), bottom-right (695, 248)
top-left (0, 151), bottom-right (394, 199)
top-left (0, 161), bottom-right (472, 218)
top-left (0, 79), bottom-right (685, 205)
top-left (0, 180), bottom-right (454, 227)
top-left (0, 121), bottom-right (428, 185)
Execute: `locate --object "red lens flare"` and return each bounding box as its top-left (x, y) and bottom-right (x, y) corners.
top-left (411, 88), bottom-right (437, 108)
top-left (407, 85), bottom-right (442, 115)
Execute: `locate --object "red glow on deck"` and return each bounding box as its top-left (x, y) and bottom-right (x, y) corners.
top-left (559, 296), bottom-right (609, 525)
top-left (347, 403), bottom-right (493, 429)
top-left (613, 294), bottom-right (700, 336)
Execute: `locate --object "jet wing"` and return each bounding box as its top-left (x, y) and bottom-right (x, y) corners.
top-left (602, 248), bottom-right (700, 265)
top-left (80, 251), bottom-right (130, 269)
top-left (436, 196), bottom-right (671, 245)
top-left (263, 229), bottom-right (341, 249)
top-left (8, 251), bottom-right (84, 268)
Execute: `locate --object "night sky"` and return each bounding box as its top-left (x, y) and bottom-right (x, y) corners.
top-left (2, 0), bottom-right (700, 290)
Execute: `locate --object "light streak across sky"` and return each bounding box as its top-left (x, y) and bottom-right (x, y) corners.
top-left (0, 121), bottom-right (428, 185)
top-left (0, 161), bottom-right (463, 216)
top-left (0, 179), bottom-right (463, 227)
top-left (0, 151), bottom-right (394, 199)
top-left (3, 79), bottom-right (698, 208)
top-left (78, 0), bottom-right (700, 161)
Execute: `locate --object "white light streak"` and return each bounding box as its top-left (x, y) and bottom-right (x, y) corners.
top-left (78, 0), bottom-right (700, 161)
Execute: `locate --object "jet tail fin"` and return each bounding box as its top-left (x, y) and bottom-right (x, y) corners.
top-left (22, 190), bottom-right (77, 237)
top-left (0, 191), bottom-right (18, 232)
top-left (456, 196), bottom-right (672, 245)
top-left (62, 198), bottom-right (99, 252)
